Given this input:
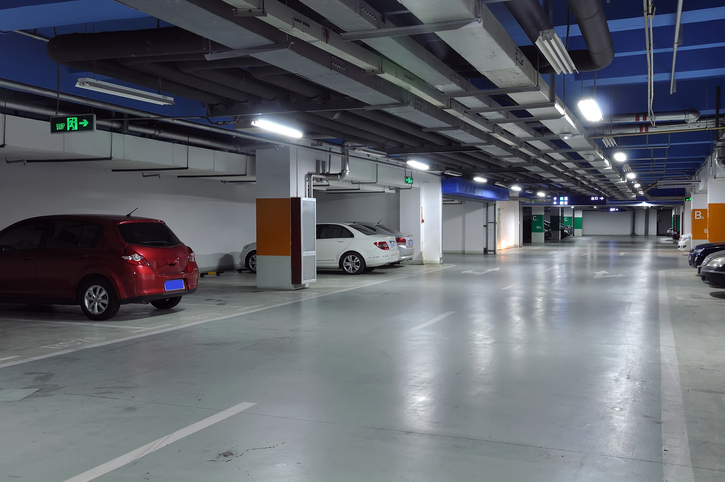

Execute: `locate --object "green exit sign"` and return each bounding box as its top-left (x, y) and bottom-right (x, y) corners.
top-left (405, 176), bottom-right (413, 185)
top-left (50, 114), bottom-right (96, 134)
top-left (685, 197), bottom-right (692, 201)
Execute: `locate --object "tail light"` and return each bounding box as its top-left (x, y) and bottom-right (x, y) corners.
top-left (188, 247), bottom-right (196, 263)
top-left (374, 241), bottom-right (390, 250)
top-left (396, 237), bottom-right (406, 245)
top-left (121, 250), bottom-right (149, 266)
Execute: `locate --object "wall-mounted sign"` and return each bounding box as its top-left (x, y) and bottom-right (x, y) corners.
top-left (405, 176), bottom-right (414, 185)
top-left (50, 114), bottom-right (96, 134)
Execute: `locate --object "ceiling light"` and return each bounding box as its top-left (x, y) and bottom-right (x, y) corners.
top-left (634, 183), bottom-right (641, 188)
top-left (251, 119), bottom-right (303, 138)
top-left (626, 172), bottom-right (637, 179)
top-left (613, 152), bottom-right (627, 162)
top-left (537, 191), bottom-right (546, 197)
top-left (511, 185), bottom-right (522, 192)
top-left (638, 190), bottom-right (644, 195)
top-left (578, 98), bottom-right (602, 122)
top-left (443, 169), bottom-right (462, 177)
top-left (602, 137), bottom-right (618, 148)
top-left (406, 159), bottom-right (429, 171)
top-left (473, 176), bottom-right (487, 183)
top-left (75, 77), bottom-right (175, 105)
top-left (535, 29), bottom-right (578, 75)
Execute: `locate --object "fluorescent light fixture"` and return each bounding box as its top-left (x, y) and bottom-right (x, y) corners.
top-left (444, 169), bottom-right (462, 177)
top-left (535, 29), bottom-right (578, 75)
top-left (75, 77), bottom-right (175, 105)
top-left (578, 98), bottom-right (602, 122)
top-left (626, 172), bottom-right (637, 179)
top-left (406, 159), bottom-right (429, 171)
top-left (613, 152), bottom-right (627, 162)
top-left (634, 182), bottom-right (641, 188)
top-left (602, 137), bottom-right (618, 148)
top-left (511, 185), bottom-right (522, 192)
top-left (473, 176), bottom-right (487, 183)
top-left (251, 119), bottom-right (303, 138)
top-left (537, 191), bottom-right (546, 197)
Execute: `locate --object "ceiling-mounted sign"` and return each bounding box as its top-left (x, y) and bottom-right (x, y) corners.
top-left (405, 175), bottom-right (414, 185)
top-left (50, 114), bottom-right (96, 134)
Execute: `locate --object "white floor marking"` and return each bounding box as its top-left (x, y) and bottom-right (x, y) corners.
top-left (548, 251), bottom-right (557, 255)
top-left (0, 356), bottom-right (20, 362)
top-left (40, 321), bottom-right (152, 330)
top-left (620, 252), bottom-right (626, 256)
top-left (410, 311), bottom-right (455, 331)
top-left (544, 266), bottom-right (556, 272)
top-left (63, 401), bottom-right (256, 482)
top-left (131, 324), bottom-right (173, 333)
top-left (593, 270), bottom-right (625, 279)
top-left (501, 283), bottom-right (518, 290)
top-left (461, 268), bottom-right (499, 275)
top-left (0, 265), bottom-right (455, 369)
top-left (659, 270), bottom-right (695, 482)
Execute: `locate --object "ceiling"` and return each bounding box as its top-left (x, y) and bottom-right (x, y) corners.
top-left (1, 0), bottom-right (722, 202)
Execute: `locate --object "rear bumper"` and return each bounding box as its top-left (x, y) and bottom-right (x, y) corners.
top-left (701, 270), bottom-right (725, 289)
top-left (114, 263), bottom-right (199, 302)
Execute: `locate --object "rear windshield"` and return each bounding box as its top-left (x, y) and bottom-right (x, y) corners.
top-left (118, 222), bottom-right (181, 247)
top-left (348, 224), bottom-right (377, 236)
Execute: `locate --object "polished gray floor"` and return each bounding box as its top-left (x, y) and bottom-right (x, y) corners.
top-left (1, 236), bottom-right (723, 481)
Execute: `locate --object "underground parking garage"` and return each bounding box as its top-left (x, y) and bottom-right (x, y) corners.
top-left (2, 0), bottom-right (725, 480)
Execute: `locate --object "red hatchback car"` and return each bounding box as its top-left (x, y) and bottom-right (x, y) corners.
top-left (0, 214), bottom-right (198, 320)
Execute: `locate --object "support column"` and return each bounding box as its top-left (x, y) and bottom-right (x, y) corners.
top-left (550, 207), bottom-right (561, 241)
top-left (400, 173), bottom-right (442, 264)
top-left (691, 192), bottom-right (708, 246)
top-left (708, 179), bottom-right (725, 242)
top-left (683, 198), bottom-right (691, 236)
top-left (256, 145), bottom-right (316, 290)
top-left (574, 209), bottom-right (583, 237)
top-left (562, 208), bottom-right (573, 236)
top-left (531, 206), bottom-right (545, 244)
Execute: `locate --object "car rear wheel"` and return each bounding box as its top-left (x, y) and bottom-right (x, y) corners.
top-left (341, 252), bottom-right (365, 275)
top-left (79, 278), bottom-right (120, 321)
top-left (150, 296), bottom-right (182, 310)
top-left (246, 251), bottom-right (257, 273)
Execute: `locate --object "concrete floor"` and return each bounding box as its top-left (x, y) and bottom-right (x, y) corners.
top-left (1, 236), bottom-right (723, 481)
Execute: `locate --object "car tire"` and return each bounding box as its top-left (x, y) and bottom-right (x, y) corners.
top-left (246, 251), bottom-right (257, 273)
top-left (79, 278), bottom-right (120, 321)
top-left (150, 296), bottom-right (182, 310)
top-left (340, 252), bottom-right (365, 275)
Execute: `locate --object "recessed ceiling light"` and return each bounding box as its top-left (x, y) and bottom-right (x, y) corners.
top-left (626, 172), bottom-right (637, 179)
top-left (613, 152), bottom-right (627, 162)
top-left (511, 185), bottom-right (522, 192)
top-left (473, 176), bottom-right (487, 183)
top-left (537, 191), bottom-right (546, 197)
top-left (578, 98), bottom-right (602, 122)
top-left (634, 183), bottom-right (641, 188)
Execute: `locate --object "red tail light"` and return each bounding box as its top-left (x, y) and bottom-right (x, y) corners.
top-left (374, 241), bottom-right (390, 250)
top-left (396, 237), bottom-right (406, 245)
top-left (188, 247), bottom-right (196, 263)
top-left (121, 250), bottom-right (150, 266)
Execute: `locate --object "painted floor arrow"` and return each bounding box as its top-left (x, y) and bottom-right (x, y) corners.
top-left (462, 268), bottom-right (501, 275)
top-left (593, 270), bottom-right (626, 279)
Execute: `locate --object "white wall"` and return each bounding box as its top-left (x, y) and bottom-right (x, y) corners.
top-left (634, 208), bottom-right (646, 236)
top-left (582, 211), bottom-right (633, 235)
top-left (315, 191), bottom-right (400, 229)
top-left (0, 161), bottom-right (256, 271)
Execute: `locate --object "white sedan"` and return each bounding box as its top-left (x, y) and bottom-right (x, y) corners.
top-left (239, 222), bottom-right (399, 275)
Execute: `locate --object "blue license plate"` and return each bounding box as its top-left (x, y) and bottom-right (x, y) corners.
top-left (164, 279), bottom-right (185, 291)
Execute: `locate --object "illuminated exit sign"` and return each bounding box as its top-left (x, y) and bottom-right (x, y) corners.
top-left (405, 176), bottom-right (414, 185)
top-left (50, 114), bottom-right (96, 134)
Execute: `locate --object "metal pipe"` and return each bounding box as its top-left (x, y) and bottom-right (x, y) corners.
top-left (601, 110), bottom-right (699, 124)
top-left (669, 0), bottom-right (685, 94)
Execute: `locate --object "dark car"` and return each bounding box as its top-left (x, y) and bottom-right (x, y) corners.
top-left (700, 252), bottom-right (725, 288)
top-left (544, 220), bottom-right (552, 240)
top-left (688, 241), bottom-right (725, 272)
top-left (0, 214), bottom-right (198, 320)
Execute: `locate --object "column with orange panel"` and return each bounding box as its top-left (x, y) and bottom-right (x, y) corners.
top-left (256, 145), bottom-right (317, 290)
top-left (691, 192), bottom-right (708, 247)
top-left (707, 178), bottom-right (725, 242)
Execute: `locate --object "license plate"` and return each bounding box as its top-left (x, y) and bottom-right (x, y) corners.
top-left (164, 279), bottom-right (185, 291)
top-left (408, 240), bottom-right (414, 246)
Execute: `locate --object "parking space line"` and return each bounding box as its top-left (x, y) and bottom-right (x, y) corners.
top-left (410, 311), bottom-right (455, 331)
top-left (501, 283), bottom-right (518, 291)
top-left (544, 266), bottom-right (556, 272)
top-left (0, 265), bottom-right (455, 370)
top-left (63, 401), bottom-right (256, 482)
top-left (0, 356), bottom-right (19, 362)
top-left (131, 324), bottom-right (173, 333)
top-left (659, 270), bottom-right (695, 482)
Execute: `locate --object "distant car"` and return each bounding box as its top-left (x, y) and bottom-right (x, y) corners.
top-left (239, 223), bottom-right (400, 275)
top-left (688, 241), bottom-right (725, 273)
top-left (544, 220), bottom-right (552, 240)
top-left (353, 222), bottom-right (414, 262)
top-left (700, 252), bottom-right (725, 288)
top-left (0, 214), bottom-right (198, 320)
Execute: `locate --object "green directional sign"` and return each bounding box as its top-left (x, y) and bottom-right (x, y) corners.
top-left (405, 175), bottom-right (414, 185)
top-left (50, 114), bottom-right (96, 134)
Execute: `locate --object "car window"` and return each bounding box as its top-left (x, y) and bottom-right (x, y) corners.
top-left (47, 221), bottom-right (102, 249)
top-left (117, 222), bottom-right (181, 247)
top-left (348, 224), bottom-right (376, 236)
top-left (318, 225), bottom-right (352, 239)
top-left (0, 223), bottom-right (46, 250)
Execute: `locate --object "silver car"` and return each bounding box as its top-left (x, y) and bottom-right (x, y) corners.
top-left (353, 222), bottom-right (414, 262)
